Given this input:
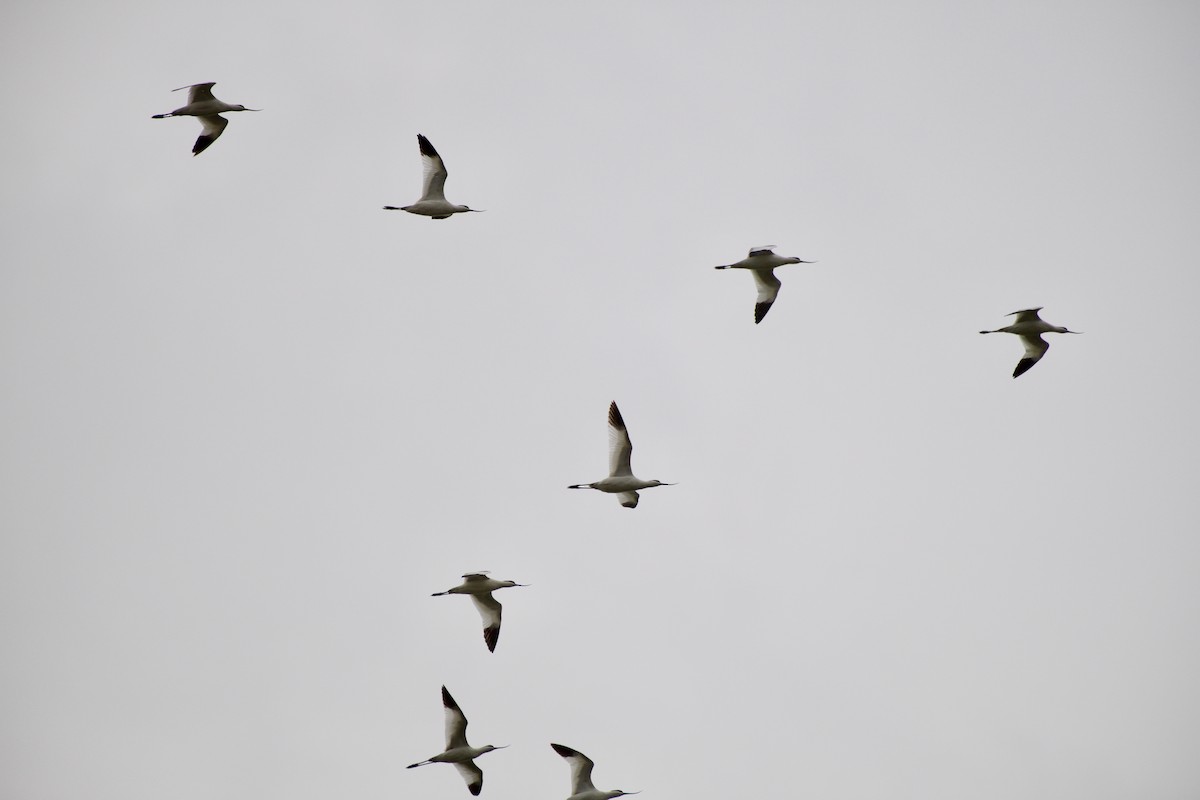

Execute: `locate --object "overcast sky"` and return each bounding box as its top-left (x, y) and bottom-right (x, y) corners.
top-left (2, 1), bottom-right (1199, 799)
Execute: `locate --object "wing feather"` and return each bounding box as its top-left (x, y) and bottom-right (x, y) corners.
top-left (454, 761), bottom-right (483, 796)
top-left (1007, 307), bottom-right (1044, 322)
top-left (191, 115), bottom-right (228, 156)
top-left (551, 744), bottom-right (597, 795)
top-left (417, 134), bottom-right (449, 202)
top-left (1013, 334), bottom-right (1050, 378)
top-left (441, 686), bottom-right (470, 749)
top-left (752, 269), bottom-right (782, 324)
top-left (173, 82), bottom-right (217, 104)
top-left (607, 402), bottom-right (633, 477)
top-left (471, 593), bottom-right (503, 652)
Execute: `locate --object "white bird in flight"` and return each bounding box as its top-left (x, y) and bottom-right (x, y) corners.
top-left (407, 686), bottom-right (507, 796)
top-left (432, 572), bottom-right (528, 653)
top-left (714, 246), bottom-right (816, 324)
top-left (979, 307), bottom-right (1082, 378)
top-left (551, 743), bottom-right (641, 800)
top-left (151, 83), bottom-right (260, 156)
top-left (384, 134), bottom-right (482, 219)
top-left (569, 402), bottom-right (674, 509)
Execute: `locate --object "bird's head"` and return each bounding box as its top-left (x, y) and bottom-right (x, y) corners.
top-left (234, 105), bottom-right (262, 112)
top-left (650, 480), bottom-right (676, 487)
top-left (482, 745), bottom-right (509, 754)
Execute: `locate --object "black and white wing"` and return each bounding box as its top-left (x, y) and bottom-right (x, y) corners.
top-left (752, 269), bottom-right (782, 324)
top-left (1013, 334), bottom-right (1050, 378)
top-left (607, 401), bottom-right (633, 478)
top-left (454, 760), bottom-right (484, 796)
top-left (441, 686), bottom-right (470, 750)
top-left (192, 114), bottom-right (228, 156)
top-left (551, 743), bottom-right (597, 795)
top-left (471, 593), bottom-right (503, 653)
top-left (417, 134), bottom-right (449, 202)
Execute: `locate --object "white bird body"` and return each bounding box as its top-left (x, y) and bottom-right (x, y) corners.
top-left (407, 686), bottom-right (506, 796)
top-left (551, 743), bottom-right (640, 800)
top-left (569, 402), bottom-right (674, 509)
top-left (432, 572), bottom-right (527, 653)
top-left (151, 83), bottom-right (259, 156)
top-left (714, 246), bottom-right (815, 324)
top-left (384, 134), bottom-right (481, 219)
top-left (979, 307), bottom-right (1081, 378)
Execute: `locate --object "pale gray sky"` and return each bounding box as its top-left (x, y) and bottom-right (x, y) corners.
top-left (2, 1), bottom-right (1199, 799)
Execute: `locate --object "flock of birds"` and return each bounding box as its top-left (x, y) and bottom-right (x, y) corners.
top-left (152, 81), bottom-right (1085, 796)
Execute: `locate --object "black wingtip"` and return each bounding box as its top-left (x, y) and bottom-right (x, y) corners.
top-left (755, 302), bottom-right (771, 324)
top-left (607, 401), bottom-right (626, 430)
top-left (1012, 358), bottom-right (1037, 378)
top-left (483, 625), bottom-right (499, 652)
top-left (417, 133), bottom-right (439, 157)
top-left (441, 685), bottom-right (459, 709)
top-left (468, 779), bottom-right (482, 796)
top-left (551, 743), bottom-right (578, 758)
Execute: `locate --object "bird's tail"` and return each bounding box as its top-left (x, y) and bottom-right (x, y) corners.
top-left (714, 265), bottom-right (731, 270)
top-left (151, 113), bottom-right (172, 119)
top-left (567, 483), bottom-right (593, 489)
top-left (406, 760), bottom-right (432, 769)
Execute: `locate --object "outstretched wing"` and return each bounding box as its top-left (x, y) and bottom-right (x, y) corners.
top-left (454, 760), bottom-right (483, 796)
top-left (173, 82), bottom-right (217, 104)
top-left (1013, 334), bottom-right (1050, 378)
top-left (417, 134), bottom-right (449, 202)
top-left (1006, 307), bottom-right (1044, 323)
top-left (607, 401), bottom-right (634, 477)
top-left (441, 686), bottom-right (470, 749)
top-left (551, 743), bottom-right (597, 795)
top-left (471, 593), bottom-right (503, 652)
top-left (192, 114), bottom-right (228, 156)
top-left (752, 269), bottom-right (782, 324)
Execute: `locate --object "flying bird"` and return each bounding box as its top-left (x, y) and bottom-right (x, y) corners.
top-left (714, 246), bottom-right (816, 323)
top-left (551, 743), bottom-right (641, 800)
top-left (979, 307), bottom-right (1082, 378)
top-left (407, 686), bottom-right (507, 796)
top-left (568, 402), bottom-right (674, 509)
top-left (432, 572), bottom-right (528, 653)
top-left (383, 134), bottom-right (482, 219)
top-left (151, 83), bottom-right (260, 156)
